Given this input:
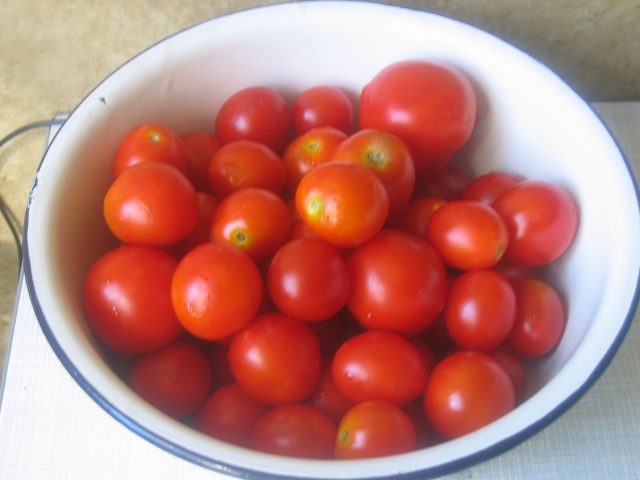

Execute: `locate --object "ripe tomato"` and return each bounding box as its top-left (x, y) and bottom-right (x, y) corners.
top-left (506, 278), bottom-right (566, 357)
top-left (167, 192), bottom-right (219, 259)
top-left (310, 310), bottom-right (362, 357)
top-left (423, 351), bottom-right (515, 438)
top-left (103, 162), bottom-right (198, 246)
top-left (413, 165), bottom-right (470, 200)
top-left (335, 401), bottom-right (416, 459)
top-left (295, 161), bottom-right (389, 247)
top-left (490, 347), bottom-right (526, 402)
top-left (360, 61), bottom-right (477, 177)
top-left (332, 129), bottom-right (415, 222)
top-left (493, 180), bottom-right (579, 266)
top-left (282, 127), bottom-right (347, 193)
top-left (462, 170), bottom-right (524, 205)
top-left (194, 383), bottom-right (269, 446)
top-left (347, 229), bottom-right (447, 335)
top-left (332, 331), bottom-right (428, 406)
top-left (207, 343), bottom-right (235, 389)
top-left (307, 363), bottom-right (354, 423)
top-left (112, 123), bottom-right (187, 178)
top-left (228, 313), bottom-right (322, 405)
top-left (267, 238), bottom-right (349, 322)
top-left (211, 187), bottom-right (292, 261)
top-left (427, 200), bottom-right (509, 270)
top-left (215, 86), bottom-right (290, 151)
top-left (128, 340), bottom-right (212, 418)
top-left (445, 270), bottom-right (516, 351)
top-left (171, 243), bottom-right (263, 340)
top-left (396, 196), bottom-right (446, 238)
top-left (180, 132), bottom-right (220, 191)
top-left (293, 85), bottom-right (354, 134)
top-left (403, 399), bottom-right (443, 449)
top-left (207, 140), bottom-right (286, 197)
top-left (83, 246), bottom-right (182, 355)
top-left (492, 258), bottom-right (536, 281)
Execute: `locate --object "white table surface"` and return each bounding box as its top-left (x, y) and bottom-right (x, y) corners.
top-left (1, 102), bottom-right (639, 479)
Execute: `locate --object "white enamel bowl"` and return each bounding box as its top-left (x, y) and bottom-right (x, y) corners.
top-left (24, 1), bottom-right (640, 478)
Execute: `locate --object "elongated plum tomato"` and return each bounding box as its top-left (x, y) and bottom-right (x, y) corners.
top-left (295, 161), bottom-right (389, 247)
top-left (180, 132), bottom-right (220, 191)
top-left (171, 243), bottom-right (262, 340)
top-left (293, 85), bottom-right (354, 134)
top-left (360, 61), bottom-right (476, 178)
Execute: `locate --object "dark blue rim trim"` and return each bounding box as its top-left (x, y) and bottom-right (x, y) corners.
top-left (22, 2), bottom-right (640, 479)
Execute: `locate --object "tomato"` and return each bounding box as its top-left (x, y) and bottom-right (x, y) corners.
top-left (423, 351), bottom-right (515, 438)
top-left (413, 165), bottom-right (470, 200)
top-left (335, 401), bottom-right (416, 459)
top-left (228, 313), bottom-right (322, 405)
top-left (83, 246), bottom-right (182, 355)
top-left (347, 229), bottom-right (447, 335)
top-left (490, 347), bottom-right (526, 402)
top-left (360, 61), bottom-right (477, 177)
top-left (112, 123), bottom-right (187, 178)
top-left (167, 192), bottom-right (219, 259)
top-left (251, 405), bottom-right (336, 459)
top-left (180, 132), bottom-right (220, 191)
top-left (293, 85), bottom-right (354, 134)
top-left (332, 331), bottom-right (428, 406)
top-left (103, 162), bottom-right (198, 246)
top-left (307, 363), bottom-right (354, 423)
top-left (462, 171), bottom-right (524, 205)
top-left (492, 258), bottom-right (536, 281)
top-left (403, 399), bottom-right (443, 449)
top-left (211, 187), bottom-right (292, 261)
top-left (282, 127), bottom-right (347, 193)
top-left (396, 196), bottom-right (446, 238)
top-left (422, 315), bottom-right (458, 359)
top-left (215, 86), bottom-right (290, 151)
top-left (208, 344), bottom-right (235, 389)
top-left (171, 243), bottom-right (263, 340)
top-left (410, 337), bottom-right (437, 377)
top-left (506, 278), bottom-right (566, 357)
top-left (310, 310), bottom-right (362, 357)
top-left (128, 340), bottom-right (212, 418)
top-left (295, 161), bottom-right (389, 247)
top-left (493, 180), bottom-right (579, 266)
top-left (332, 129), bottom-right (415, 222)
top-left (427, 200), bottom-right (509, 270)
top-left (444, 270), bottom-right (516, 351)
top-left (207, 140), bottom-right (286, 197)
top-left (194, 383), bottom-right (269, 446)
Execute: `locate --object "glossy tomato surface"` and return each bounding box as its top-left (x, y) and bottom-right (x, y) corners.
top-left (293, 85), bottom-right (354, 134)
top-left (462, 170), bottom-right (525, 205)
top-left (180, 131), bottom-right (220, 191)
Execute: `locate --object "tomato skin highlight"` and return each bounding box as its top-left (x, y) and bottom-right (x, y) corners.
top-left (293, 85), bottom-right (354, 135)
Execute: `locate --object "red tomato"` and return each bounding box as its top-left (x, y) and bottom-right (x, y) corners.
top-left (307, 363), bottom-right (354, 423)
top-left (423, 351), bottom-right (515, 438)
top-left (293, 85), bottom-right (354, 134)
top-left (462, 171), bottom-right (525, 205)
top-left (295, 161), bottom-right (389, 247)
top-left (427, 200), bottom-right (509, 270)
top-left (282, 127), bottom-right (347, 193)
top-left (506, 278), bottom-right (566, 357)
top-left (310, 310), bottom-right (363, 357)
top-left (228, 313), bottom-right (322, 405)
top-left (360, 61), bottom-right (477, 177)
top-left (128, 340), bottom-right (212, 418)
top-left (83, 246), bottom-right (182, 355)
top-left (208, 344), bottom-right (235, 389)
top-left (194, 383), bottom-right (269, 446)
top-left (332, 331), bottom-right (428, 406)
top-left (422, 314), bottom-right (458, 359)
top-left (396, 196), bottom-right (446, 238)
top-left (413, 165), bottom-right (470, 200)
top-left (167, 192), bottom-right (219, 259)
top-left (335, 401), bottom-right (416, 459)
top-left (332, 129), bottom-right (415, 222)
top-left (444, 270), bottom-right (516, 351)
top-left (113, 123), bottom-right (187, 178)
top-left (493, 180), bottom-right (579, 266)
top-left (490, 347), bottom-right (526, 402)
top-left (215, 86), bottom-right (290, 151)
top-left (211, 187), bottom-right (292, 261)
top-left (410, 337), bottom-right (437, 377)
top-left (267, 238), bottom-right (349, 322)
top-left (403, 399), bottom-right (443, 449)
top-left (180, 132), bottom-right (220, 191)
top-left (103, 162), bottom-right (198, 246)
top-left (251, 405), bottom-right (336, 459)
top-left (492, 258), bottom-right (536, 281)
top-left (207, 140), bottom-right (286, 197)
top-left (347, 229), bottom-right (447, 335)
top-left (171, 243), bottom-right (263, 340)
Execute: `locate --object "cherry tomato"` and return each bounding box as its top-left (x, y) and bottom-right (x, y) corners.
top-left (180, 132), bottom-right (220, 191)
top-left (493, 180), bottom-right (579, 266)
top-left (103, 162), bottom-right (198, 246)
top-left (410, 337), bottom-right (437, 377)
top-left (462, 171), bottom-right (524, 205)
top-left (83, 246), bottom-right (182, 355)
top-left (413, 165), bottom-right (470, 200)
top-left (251, 405), bottom-right (336, 459)
top-left (423, 351), bottom-right (515, 438)
top-left (228, 313), bottom-right (322, 405)
top-left (207, 140), bottom-right (286, 197)
top-left (360, 61), bottom-right (477, 177)
top-left (403, 399), bottom-right (443, 449)
top-left (215, 86), bottom-right (290, 151)
top-left (167, 192), bottom-right (219, 259)
top-left (307, 362), bottom-right (354, 423)
top-left (427, 200), bottom-right (509, 270)
top-left (113, 123), bottom-right (187, 178)
top-left (347, 229), bottom-right (447, 335)
top-left (293, 85), bottom-right (354, 134)
top-left (332, 331), bottom-right (428, 406)
top-left (171, 243), bottom-right (263, 340)
top-left (335, 401), bottom-right (416, 459)
top-left (208, 343), bottom-right (235, 389)
top-left (396, 196), bottom-right (446, 238)
top-left (490, 347), bottom-right (526, 402)
top-left (295, 161), bottom-right (389, 247)
top-left (310, 310), bottom-right (363, 357)
top-left (492, 258), bottom-right (536, 281)
top-left (128, 340), bottom-right (212, 418)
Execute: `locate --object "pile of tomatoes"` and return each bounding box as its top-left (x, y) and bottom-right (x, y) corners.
top-left (83, 60), bottom-right (578, 460)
